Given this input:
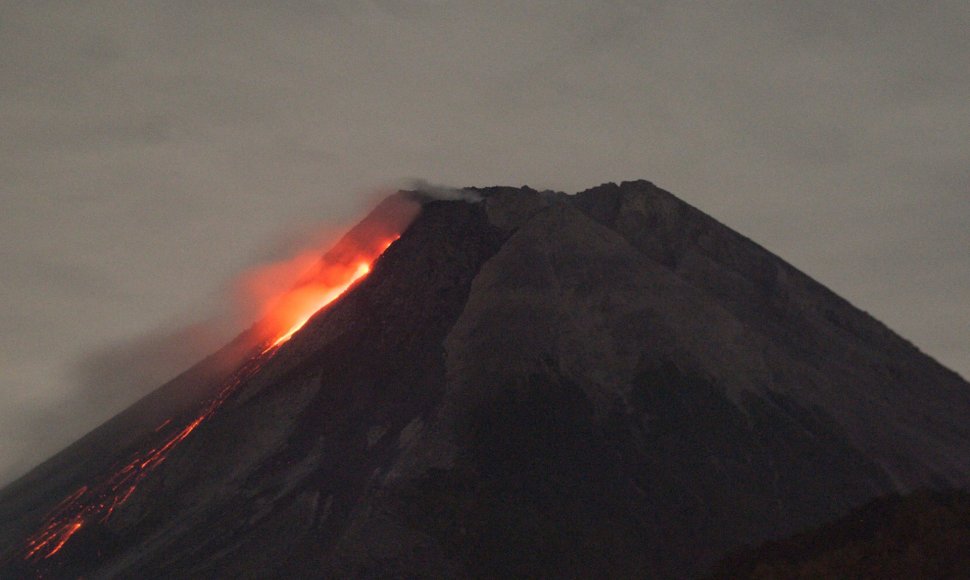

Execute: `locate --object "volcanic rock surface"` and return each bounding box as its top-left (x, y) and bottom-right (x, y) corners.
top-left (709, 490), bottom-right (970, 579)
top-left (2, 181), bottom-right (969, 578)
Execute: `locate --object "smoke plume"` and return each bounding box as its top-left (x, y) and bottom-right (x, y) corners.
top-left (405, 179), bottom-right (483, 203)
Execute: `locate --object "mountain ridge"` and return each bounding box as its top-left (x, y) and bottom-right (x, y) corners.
top-left (2, 180), bottom-right (968, 578)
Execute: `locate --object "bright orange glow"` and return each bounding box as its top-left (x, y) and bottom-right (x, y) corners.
top-left (25, 518), bottom-right (84, 559)
top-left (19, 219), bottom-right (409, 565)
top-left (267, 261), bottom-right (371, 348)
top-left (21, 356), bottom-right (267, 562)
top-left (247, 236), bottom-right (397, 352)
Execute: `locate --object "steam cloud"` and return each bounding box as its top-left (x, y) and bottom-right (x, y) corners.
top-left (405, 179), bottom-right (483, 203)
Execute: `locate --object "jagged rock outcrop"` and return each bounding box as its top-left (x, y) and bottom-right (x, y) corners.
top-left (2, 181), bottom-right (968, 579)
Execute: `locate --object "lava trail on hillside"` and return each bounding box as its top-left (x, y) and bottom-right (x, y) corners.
top-left (13, 231), bottom-right (402, 571)
top-left (22, 350), bottom-right (274, 562)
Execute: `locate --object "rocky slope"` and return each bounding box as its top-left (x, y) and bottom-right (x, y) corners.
top-left (2, 181), bottom-right (968, 578)
top-left (709, 490), bottom-right (970, 579)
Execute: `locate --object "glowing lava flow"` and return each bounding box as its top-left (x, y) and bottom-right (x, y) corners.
top-left (22, 346), bottom-right (275, 562)
top-left (20, 236), bottom-right (398, 564)
top-left (265, 262), bottom-right (371, 352)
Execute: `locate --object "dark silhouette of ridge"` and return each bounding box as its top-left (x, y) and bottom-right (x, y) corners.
top-left (709, 490), bottom-right (970, 579)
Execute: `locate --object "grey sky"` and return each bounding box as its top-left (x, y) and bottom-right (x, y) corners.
top-left (1, 1), bottom-right (968, 485)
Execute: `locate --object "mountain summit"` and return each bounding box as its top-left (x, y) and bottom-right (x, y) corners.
top-left (3, 181), bottom-right (969, 578)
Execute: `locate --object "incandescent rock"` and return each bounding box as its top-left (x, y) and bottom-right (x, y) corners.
top-left (2, 181), bottom-right (969, 579)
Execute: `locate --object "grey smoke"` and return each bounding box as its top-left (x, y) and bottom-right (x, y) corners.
top-left (406, 179), bottom-right (483, 203)
top-left (71, 320), bottom-right (231, 421)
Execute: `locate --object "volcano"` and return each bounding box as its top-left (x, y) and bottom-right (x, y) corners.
top-left (2, 181), bottom-right (969, 579)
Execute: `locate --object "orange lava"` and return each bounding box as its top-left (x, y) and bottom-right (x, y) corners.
top-left (25, 518), bottom-right (83, 560)
top-left (252, 236), bottom-right (397, 350)
top-left (22, 355), bottom-right (268, 561)
top-left (263, 261), bottom-right (372, 352)
top-left (20, 229), bottom-right (404, 564)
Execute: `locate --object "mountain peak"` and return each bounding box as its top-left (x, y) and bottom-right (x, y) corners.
top-left (3, 181), bottom-right (969, 578)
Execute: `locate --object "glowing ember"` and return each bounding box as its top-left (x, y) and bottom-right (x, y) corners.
top-left (250, 236), bottom-right (398, 350)
top-left (25, 518), bottom-right (83, 560)
top-left (19, 231), bottom-right (402, 565)
top-left (21, 355), bottom-right (267, 561)
top-left (265, 261), bottom-right (372, 351)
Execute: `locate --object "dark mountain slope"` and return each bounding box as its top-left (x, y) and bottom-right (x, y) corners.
top-left (575, 182), bottom-right (970, 489)
top-left (1, 181), bottom-right (968, 579)
top-left (709, 490), bottom-right (970, 579)
top-left (0, 327), bottom-right (258, 564)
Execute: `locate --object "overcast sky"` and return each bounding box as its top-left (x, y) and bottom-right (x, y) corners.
top-left (1, 1), bottom-right (968, 485)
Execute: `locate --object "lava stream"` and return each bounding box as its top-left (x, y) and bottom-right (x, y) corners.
top-left (265, 261), bottom-right (372, 352)
top-left (23, 354), bottom-right (268, 561)
top-left (20, 235), bottom-right (399, 563)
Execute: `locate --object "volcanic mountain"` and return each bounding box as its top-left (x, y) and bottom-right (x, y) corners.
top-left (2, 181), bottom-right (969, 579)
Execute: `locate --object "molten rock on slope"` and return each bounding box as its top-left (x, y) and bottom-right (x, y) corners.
top-left (2, 181), bottom-right (969, 579)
